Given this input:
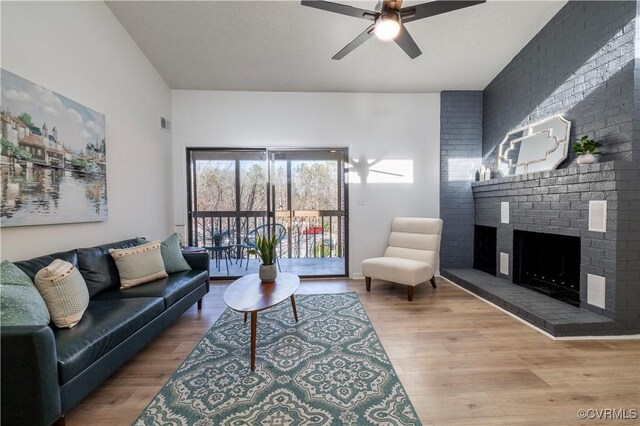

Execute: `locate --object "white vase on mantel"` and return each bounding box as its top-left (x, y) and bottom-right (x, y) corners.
top-left (576, 153), bottom-right (596, 165)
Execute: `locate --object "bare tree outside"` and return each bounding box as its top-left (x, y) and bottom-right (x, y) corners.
top-left (273, 160), bottom-right (288, 211)
top-left (195, 160), bottom-right (235, 211)
top-left (291, 161), bottom-right (338, 210)
top-left (240, 161), bottom-right (267, 211)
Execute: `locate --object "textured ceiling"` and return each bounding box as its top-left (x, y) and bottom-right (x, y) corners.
top-left (107, 0), bottom-right (567, 92)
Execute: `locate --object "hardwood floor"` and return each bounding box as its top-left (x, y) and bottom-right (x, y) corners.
top-left (66, 278), bottom-right (639, 425)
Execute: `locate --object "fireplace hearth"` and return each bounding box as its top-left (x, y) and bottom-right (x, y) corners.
top-left (513, 230), bottom-right (580, 307)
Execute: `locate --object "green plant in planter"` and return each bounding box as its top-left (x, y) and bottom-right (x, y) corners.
top-left (248, 235), bottom-right (277, 265)
top-left (573, 135), bottom-right (603, 156)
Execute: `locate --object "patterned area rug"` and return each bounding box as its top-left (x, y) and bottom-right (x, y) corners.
top-left (135, 293), bottom-right (421, 425)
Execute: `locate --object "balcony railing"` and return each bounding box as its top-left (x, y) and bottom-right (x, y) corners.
top-left (190, 210), bottom-right (345, 260)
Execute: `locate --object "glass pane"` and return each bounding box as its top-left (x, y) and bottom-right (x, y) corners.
top-left (272, 160), bottom-right (288, 211)
top-left (239, 160), bottom-right (267, 211)
top-left (291, 160), bottom-right (338, 211)
top-left (189, 148), bottom-right (347, 278)
top-left (195, 160), bottom-right (235, 211)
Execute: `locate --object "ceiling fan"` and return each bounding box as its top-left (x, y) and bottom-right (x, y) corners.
top-left (301, 0), bottom-right (486, 59)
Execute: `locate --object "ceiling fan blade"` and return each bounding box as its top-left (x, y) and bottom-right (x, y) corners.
top-left (301, 1), bottom-right (377, 21)
top-left (401, 0), bottom-right (485, 23)
top-left (332, 24), bottom-right (375, 60)
top-left (394, 25), bottom-right (422, 59)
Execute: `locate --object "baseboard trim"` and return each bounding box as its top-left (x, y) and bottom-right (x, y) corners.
top-left (440, 276), bottom-right (640, 341)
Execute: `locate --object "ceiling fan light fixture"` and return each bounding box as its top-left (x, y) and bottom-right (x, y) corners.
top-left (374, 12), bottom-right (401, 41)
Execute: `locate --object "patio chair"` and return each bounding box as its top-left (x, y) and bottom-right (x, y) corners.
top-left (361, 217), bottom-right (442, 301)
top-left (237, 223), bottom-right (287, 271)
top-left (203, 229), bottom-right (236, 275)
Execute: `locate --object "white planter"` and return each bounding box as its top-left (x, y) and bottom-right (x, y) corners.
top-left (259, 264), bottom-right (277, 282)
top-left (576, 153), bottom-right (596, 165)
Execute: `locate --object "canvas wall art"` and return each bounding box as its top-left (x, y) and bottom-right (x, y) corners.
top-left (1, 69), bottom-right (107, 227)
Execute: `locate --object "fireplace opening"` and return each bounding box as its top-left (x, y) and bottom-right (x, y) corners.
top-left (513, 230), bottom-right (580, 306)
top-left (474, 225), bottom-right (497, 276)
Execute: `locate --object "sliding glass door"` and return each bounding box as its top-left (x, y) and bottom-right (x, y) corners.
top-left (187, 148), bottom-right (348, 278)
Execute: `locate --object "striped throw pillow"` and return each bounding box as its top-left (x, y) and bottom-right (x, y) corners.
top-left (34, 259), bottom-right (89, 328)
top-left (109, 241), bottom-right (168, 289)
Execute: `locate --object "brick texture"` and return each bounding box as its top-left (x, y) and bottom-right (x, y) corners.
top-left (483, 1), bottom-right (637, 165)
top-left (472, 161), bottom-right (640, 332)
top-left (440, 91), bottom-right (483, 268)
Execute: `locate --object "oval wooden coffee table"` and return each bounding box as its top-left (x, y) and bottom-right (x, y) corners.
top-left (223, 272), bottom-right (300, 370)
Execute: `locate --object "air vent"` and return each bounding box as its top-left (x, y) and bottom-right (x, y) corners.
top-left (587, 274), bottom-right (606, 309)
top-left (501, 201), bottom-right (509, 224)
top-left (588, 200), bottom-right (607, 232)
top-left (500, 252), bottom-right (509, 275)
top-left (160, 116), bottom-right (172, 133)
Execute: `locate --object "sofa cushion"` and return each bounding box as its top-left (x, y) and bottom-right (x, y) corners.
top-left (76, 238), bottom-right (141, 297)
top-left (361, 257), bottom-right (433, 286)
top-left (34, 260), bottom-right (90, 329)
top-left (14, 250), bottom-right (78, 282)
top-left (110, 241), bottom-right (168, 289)
top-left (93, 270), bottom-right (208, 309)
top-left (0, 261), bottom-right (50, 326)
top-left (161, 233), bottom-right (192, 273)
top-left (54, 297), bottom-right (163, 384)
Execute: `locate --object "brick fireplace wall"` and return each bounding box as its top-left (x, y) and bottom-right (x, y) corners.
top-left (439, 1), bottom-right (640, 334)
top-left (472, 162), bottom-right (639, 330)
top-left (439, 91), bottom-right (483, 268)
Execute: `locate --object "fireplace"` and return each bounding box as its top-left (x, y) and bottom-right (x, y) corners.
top-left (474, 225), bottom-right (497, 275)
top-left (513, 230), bottom-right (580, 306)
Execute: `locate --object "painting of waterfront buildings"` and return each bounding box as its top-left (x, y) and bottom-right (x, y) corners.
top-left (1, 69), bottom-right (107, 227)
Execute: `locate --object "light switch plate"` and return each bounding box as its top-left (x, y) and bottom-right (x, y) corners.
top-left (500, 252), bottom-right (509, 275)
top-left (587, 274), bottom-right (606, 309)
top-left (501, 202), bottom-right (509, 224)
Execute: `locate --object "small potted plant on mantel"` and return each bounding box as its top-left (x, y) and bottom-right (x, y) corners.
top-left (573, 135), bottom-right (603, 165)
top-left (248, 235), bottom-right (278, 282)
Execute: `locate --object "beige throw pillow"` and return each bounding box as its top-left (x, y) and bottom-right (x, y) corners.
top-left (110, 241), bottom-right (168, 289)
top-left (34, 259), bottom-right (90, 328)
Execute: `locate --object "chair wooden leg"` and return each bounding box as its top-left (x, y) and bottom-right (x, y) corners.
top-left (430, 276), bottom-right (437, 288)
top-left (407, 286), bottom-right (414, 302)
top-left (365, 277), bottom-right (371, 292)
top-left (197, 298), bottom-right (203, 310)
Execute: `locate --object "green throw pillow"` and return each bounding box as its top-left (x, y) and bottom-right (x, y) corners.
top-left (161, 233), bottom-right (192, 274)
top-left (0, 260), bottom-right (50, 326)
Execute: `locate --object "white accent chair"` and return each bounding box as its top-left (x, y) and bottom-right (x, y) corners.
top-left (362, 217), bottom-right (443, 301)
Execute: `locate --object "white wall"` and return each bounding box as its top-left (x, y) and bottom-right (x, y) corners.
top-left (171, 91), bottom-right (440, 277)
top-left (0, 1), bottom-right (173, 260)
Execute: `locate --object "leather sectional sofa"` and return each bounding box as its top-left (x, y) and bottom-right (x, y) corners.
top-left (0, 238), bottom-right (210, 426)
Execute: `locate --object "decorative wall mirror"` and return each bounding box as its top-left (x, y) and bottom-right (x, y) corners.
top-left (497, 115), bottom-right (571, 176)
